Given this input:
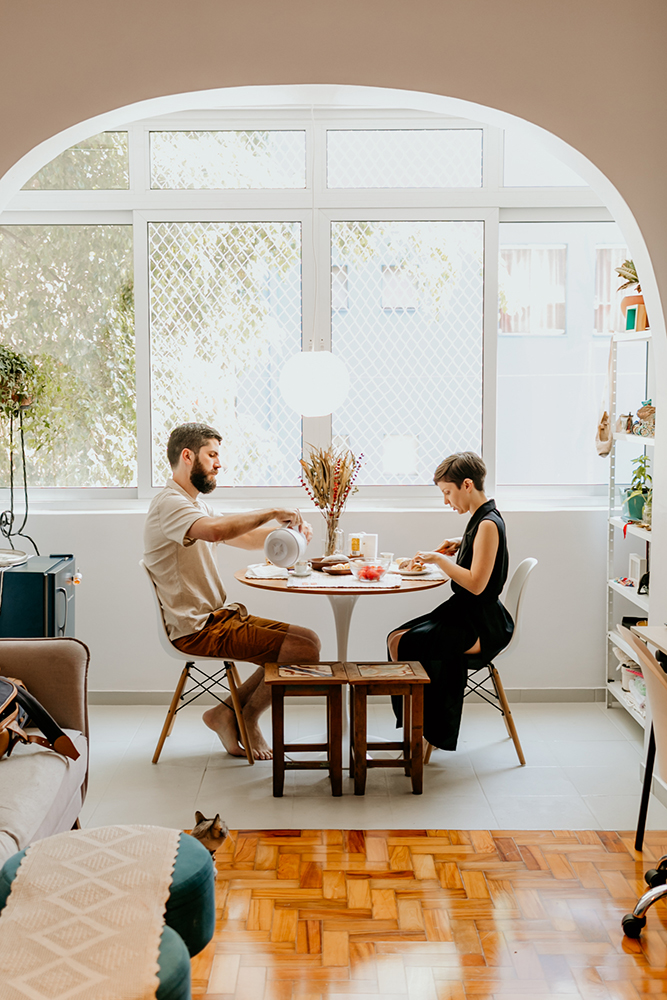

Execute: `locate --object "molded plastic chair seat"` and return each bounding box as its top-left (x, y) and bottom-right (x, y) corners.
top-left (140, 559), bottom-right (253, 765)
top-left (425, 557), bottom-right (538, 766)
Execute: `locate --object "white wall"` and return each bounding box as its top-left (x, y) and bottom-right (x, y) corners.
top-left (22, 505), bottom-right (608, 699)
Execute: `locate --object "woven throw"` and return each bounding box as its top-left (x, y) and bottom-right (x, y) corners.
top-left (0, 825), bottom-right (181, 1000)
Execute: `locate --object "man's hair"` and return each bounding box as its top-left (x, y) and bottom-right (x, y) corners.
top-left (167, 423), bottom-right (222, 468)
top-left (433, 452), bottom-right (486, 491)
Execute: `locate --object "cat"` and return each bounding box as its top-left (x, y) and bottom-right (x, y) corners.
top-left (190, 812), bottom-right (229, 867)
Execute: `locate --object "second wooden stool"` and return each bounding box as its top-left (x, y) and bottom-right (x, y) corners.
top-left (265, 662), bottom-right (346, 797)
top-left (345, 661), bottom-right (430, 795)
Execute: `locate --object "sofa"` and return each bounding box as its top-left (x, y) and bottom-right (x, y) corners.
top-left (0, 638), bottom-right (89, 864)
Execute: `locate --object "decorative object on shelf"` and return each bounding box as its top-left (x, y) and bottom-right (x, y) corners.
top-left (616, 413), bottom-right (634, 433)
top-left (638, 571), bottom-right (650, 596)
top-left (641, 489), bottom-right (652, 528)
top-left (629, 554), bottom-right (647, 587)
top-left (595, 340), bottom-right (614, 456)
top-left (616, 259), bottom-right (649, 331)
top-left (622, 454), bottom-right (652, 522)
top-left (299, 443), bottom-right (363, 556)
top-left (0, 345), bottom-right (44, 555)
top-left (635, 400), bottom-right (655, 437)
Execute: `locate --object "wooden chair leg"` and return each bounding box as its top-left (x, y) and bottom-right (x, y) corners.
top-left (153, 664), bottom-right (190, 763)
top-left (636, 724), bottom-right (656, 852)
top-left (424, 742), bottom-right (434, 765)
top-left (226, 661), bottom-right (254, 765)
top-left (490, 665), bottom-right (525, 766)
top-left (271, 686), bottom-right (286, 797)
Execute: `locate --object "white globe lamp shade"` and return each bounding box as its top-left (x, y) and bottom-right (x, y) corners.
top-left (279, 351), bottom-right (350, 416)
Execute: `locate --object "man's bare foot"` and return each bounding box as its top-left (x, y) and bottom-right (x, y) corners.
top-left (243, 714), bottom-right (273, 760)
top-left (203, 704), bottom-right (247, 757)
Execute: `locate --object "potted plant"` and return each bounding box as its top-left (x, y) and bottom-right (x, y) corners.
top-left (616, 259), bottom-right (649, 330)
top-left (622, 454), bottom-right (652, 522)
top-left (0, 345), bottom-right (40, 416)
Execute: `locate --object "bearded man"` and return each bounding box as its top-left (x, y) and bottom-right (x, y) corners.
top-left (143, 422), bottom-right (320, 760)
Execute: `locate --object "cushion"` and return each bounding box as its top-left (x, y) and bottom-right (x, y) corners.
top-left (157, 926), bottom-right (192, 1000)
top-left (0, 728), bottom-right (87, 864)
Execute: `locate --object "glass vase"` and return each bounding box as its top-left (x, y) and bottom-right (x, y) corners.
top-left (324, 516), bottom-right (341, 556)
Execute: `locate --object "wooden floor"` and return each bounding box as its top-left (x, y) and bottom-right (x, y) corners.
top-left (192, 828), bottom-right (667, 1000)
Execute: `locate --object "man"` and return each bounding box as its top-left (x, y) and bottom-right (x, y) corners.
top-left (144, 422), bottom-right (320, 760)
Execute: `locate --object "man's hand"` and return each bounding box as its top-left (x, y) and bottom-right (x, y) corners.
top-left (273, 508), bottom-right (304, 531)
top-left (436, 538), bottom-right (460, 556)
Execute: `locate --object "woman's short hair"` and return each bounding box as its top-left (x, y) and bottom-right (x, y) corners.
top-left (167, 422), bottom-right (222, 468)
top-left (433, 452), bottom-right (486, 491)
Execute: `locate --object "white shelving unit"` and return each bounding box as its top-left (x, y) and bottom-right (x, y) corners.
top-left (606, 332), bottom-right (653, 727)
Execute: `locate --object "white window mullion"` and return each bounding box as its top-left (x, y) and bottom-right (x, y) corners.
top-left (133, 211), bottom-right (152, 497)
top-left (482, 208), bottom-right (500, 495)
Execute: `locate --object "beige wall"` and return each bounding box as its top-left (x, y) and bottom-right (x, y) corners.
top-left (1, 0), bottom-right (666, 625)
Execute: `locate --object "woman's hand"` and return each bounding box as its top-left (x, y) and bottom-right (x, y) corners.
top-left (301, 520), bottom-right (313, 543)
top-left (415, 550), bottom-right (449, 575)
top-left (436, 538), bottom-right (460, 555)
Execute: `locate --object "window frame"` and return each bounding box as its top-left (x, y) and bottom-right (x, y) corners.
top-left (0, 108), bottom-right (616, 508)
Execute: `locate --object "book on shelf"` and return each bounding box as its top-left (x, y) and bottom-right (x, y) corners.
top-left (278, 664), bottom-right (334, 678)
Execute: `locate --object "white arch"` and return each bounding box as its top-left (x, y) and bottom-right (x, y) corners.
top-left (2, 83), bottom-right (665, 621)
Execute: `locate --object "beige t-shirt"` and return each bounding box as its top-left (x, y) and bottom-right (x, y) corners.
top-left (143, 479), bottom-right (228, 640)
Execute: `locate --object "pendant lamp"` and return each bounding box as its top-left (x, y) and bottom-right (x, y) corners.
top-left (279, 347), bottom-right (350, 417)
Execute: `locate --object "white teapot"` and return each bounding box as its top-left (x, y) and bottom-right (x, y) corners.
top-left (264, 527), bottom-right (307, 568)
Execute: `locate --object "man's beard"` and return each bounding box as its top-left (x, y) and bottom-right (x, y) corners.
top-left (190, 457), bottom-right (217, 494)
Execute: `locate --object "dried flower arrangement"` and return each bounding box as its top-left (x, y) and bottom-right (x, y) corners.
top-left (300, 444), bottom-right (363, 555)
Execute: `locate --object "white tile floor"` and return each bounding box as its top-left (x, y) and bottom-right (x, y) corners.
top-left (80, 700), bottom-right (667, 832)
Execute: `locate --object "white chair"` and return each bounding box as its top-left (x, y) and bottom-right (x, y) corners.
top-left (425, 556), bottom-right (538, 766)
top-left (140, 560), bottom-right (253, 765)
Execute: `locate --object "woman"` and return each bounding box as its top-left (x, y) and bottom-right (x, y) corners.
top-left (387, 452), bottom-right (513, 752)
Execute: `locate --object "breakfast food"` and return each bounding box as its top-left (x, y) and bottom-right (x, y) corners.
top-left (397, 557), bottom-right (425, 572)
top-left (356, 563), bottom-right (385, 581)
top-left (328, 562), bottom-right (349, 571)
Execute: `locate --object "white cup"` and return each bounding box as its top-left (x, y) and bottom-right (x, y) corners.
top-left (380, 551), bottom-right (394, 569)
top-left (264, 527), bottom-right (307, 568)
top-left (293, 559), bottom-right (312, 577)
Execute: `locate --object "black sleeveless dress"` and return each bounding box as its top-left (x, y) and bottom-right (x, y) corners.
top-left (391, 499), bottom-right (514, 751)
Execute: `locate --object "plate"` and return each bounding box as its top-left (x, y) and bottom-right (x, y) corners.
top-left (399, 567), bottom-right (433, 577)
top-left (322, 565), bottom-right (352, 576)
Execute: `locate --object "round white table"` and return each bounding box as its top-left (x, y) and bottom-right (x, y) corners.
top-left (234, 569), bottom-right (446, 661)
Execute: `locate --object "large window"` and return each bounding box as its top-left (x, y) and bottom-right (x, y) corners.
top-left (1, 110), bottom-right (620, 500)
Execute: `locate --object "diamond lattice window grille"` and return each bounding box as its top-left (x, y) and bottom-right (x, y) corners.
top-left (327, 130), bottom-right (483, 188)
top-left (331, 220), bottom-right (484, 486)
top-left (149, 221), bottom-right (302, 487)
top-left (595, 245), bottom-right (629, 335)
top-left (150, 131), bottom-right (306, 189)
top-left (499, 245), bottom-right (567, 335)
top-left (22, 133), bottom-right (129, 190)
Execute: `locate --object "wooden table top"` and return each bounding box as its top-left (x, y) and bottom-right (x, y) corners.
top-left (234, 569), bottom-right (447, 598)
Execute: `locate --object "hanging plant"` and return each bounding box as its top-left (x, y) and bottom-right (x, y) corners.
top-left (0, 344), bottom-right (42, 417)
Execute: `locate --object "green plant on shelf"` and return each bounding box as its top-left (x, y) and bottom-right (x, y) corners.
top-left (622, 454), bottom-right (652, 523)
top-left (616, 259), bottom-right (641, 293)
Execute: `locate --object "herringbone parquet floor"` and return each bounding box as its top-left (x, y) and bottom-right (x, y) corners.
top-left (191, 828), bottom-right (667, 1000)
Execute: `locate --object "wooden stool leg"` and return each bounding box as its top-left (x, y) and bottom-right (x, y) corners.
top-left (424, 742), bottom-right (434, 765)
top-left (353, 687), bottom-right (368, 795)
top-left (271, 686), bottom-right (286, 796)
top-left (490, 666), bottom-right (525, 766)
top-left (348, 686), bottom-right (356, 783)
top-left (328, 687), bottom-right (343, 797)
top-left (226, 662), bottom-right (254, 765)
top-left (403, 693), bottom-right (411, 776)
top-left (410, 685), bottom-right (424, 794)
top-left (153, 664), bottom-right (190, 764)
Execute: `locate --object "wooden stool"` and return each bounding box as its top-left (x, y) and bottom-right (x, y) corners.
top-left (345, 661), bottom-right (430, 795)
top-left (265, 662), bottom-right (346, 797)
